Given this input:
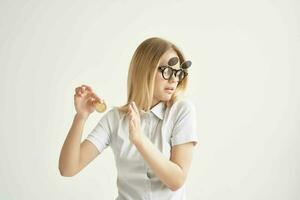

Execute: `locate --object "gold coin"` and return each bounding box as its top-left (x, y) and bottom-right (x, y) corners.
top-left (95, 101), bottom-right (107, 113)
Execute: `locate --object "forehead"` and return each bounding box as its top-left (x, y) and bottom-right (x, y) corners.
top-left (158, 49), bottom-right (180, 69)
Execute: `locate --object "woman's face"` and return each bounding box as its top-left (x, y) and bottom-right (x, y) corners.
top-left (152, 49), bottom-right (180, 106)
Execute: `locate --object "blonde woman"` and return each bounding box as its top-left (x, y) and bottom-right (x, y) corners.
top-left (59, 37), bottom-right (199, 200)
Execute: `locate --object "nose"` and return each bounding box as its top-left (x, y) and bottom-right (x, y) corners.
top-left (168, 72), bottom-right (178, 83)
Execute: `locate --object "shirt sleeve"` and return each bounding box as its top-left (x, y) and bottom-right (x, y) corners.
top-left (84, 108), bottom-right (115, 153)
top-left (170, 100), bottom-right (199, 147)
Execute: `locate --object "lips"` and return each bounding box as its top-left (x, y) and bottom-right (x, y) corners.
top-left (164, 87), bottom-right (175, 94)
top-left (165, 87), bottom-right (175, 90)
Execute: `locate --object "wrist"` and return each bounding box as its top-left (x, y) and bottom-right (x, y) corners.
top-left (75, 113), bottom-right (89, 121)
top-left (132, 134), bottom-right (144, 146)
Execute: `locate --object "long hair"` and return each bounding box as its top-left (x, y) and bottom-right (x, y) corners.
top-left (118, 37), bottom-right (189, 113)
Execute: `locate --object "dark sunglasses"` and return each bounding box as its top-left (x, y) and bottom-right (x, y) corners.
top-left (158, 57), bottom-right (192, 83)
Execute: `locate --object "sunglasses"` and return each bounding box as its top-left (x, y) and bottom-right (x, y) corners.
top-left (158, 57), bottom-right (192, 83)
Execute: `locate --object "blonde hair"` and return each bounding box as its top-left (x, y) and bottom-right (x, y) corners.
top-left (118, 37), bottom-right (189, 113)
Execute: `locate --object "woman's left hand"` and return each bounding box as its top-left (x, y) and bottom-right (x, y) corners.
top-left (128, 101), bottom-right (142, 144)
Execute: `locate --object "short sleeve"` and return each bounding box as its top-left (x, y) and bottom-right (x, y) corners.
top-left (85, 108), bottom-right (116, 153)
top-left (170, 100), bottom-right (199, 147)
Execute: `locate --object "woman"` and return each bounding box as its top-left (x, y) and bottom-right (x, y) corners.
top-left (59, 37), bottom-right (199, 200)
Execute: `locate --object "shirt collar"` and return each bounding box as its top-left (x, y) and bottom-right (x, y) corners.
top-left (150, 101), bottom-right (166, 120)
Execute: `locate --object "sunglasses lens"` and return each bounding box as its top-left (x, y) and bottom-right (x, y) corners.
top-left (177, 71), bottom-right (185, 81)
top-left (163, 67), bottom-right (173, 79)
top-left (160, 66), bottom-right (187, 82)
top-left (168, 57), bottom-right (179, 66)
top-left (181, 60), bottom-right (192, 69)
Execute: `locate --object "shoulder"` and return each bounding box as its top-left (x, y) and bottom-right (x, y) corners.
top-left (166, 99), bottom-right (197, 124)
top-left (99, 106), bottom-right (120, 123)
top-left (170, 98), bottom-right (196, 114)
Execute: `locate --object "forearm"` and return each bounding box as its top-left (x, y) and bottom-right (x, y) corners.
top-left (59, 113), bottom-right (87, 176)
top-left (133, 134), bottom-right (184, 191)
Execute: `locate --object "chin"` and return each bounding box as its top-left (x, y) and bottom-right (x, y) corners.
top-left (161, 94), bottom-right (172, 101)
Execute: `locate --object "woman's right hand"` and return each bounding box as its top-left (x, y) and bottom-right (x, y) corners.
top-left (74, 84), bottom-right (103, 119)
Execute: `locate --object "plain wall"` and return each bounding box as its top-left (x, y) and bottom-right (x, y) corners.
top-left (0, 0), bottom-right (299, 199)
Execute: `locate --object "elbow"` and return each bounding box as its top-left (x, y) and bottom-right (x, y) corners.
top-left (58, 164), bottom-right (77, 177)
top-left (169, 182), bottom-right (184, 192)
top-left (169, 168), bottom-right (187, 191)
top-left (59, 170), bottom-right (74, 177)
top-left (169, 177), bottom-right (185, 192)
top-left (59, 168), bottom-right (76, 177)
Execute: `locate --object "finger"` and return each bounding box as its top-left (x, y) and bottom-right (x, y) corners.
top-left (81, 84), bottom-right (93, 92)
top-left (131, 102), bottom-right (139, 119)
top-left (128, 109), bottom-right (133, 117)
top-left (87, 98), bottom-right (94, 106)
top-left (128, 104), bottom-right (132, 112)
top-left (87, 95), bottom-right (97, 105)
top-left (84, 92), bottom-right (93, 103)
top-left (74, 93), bottom-right (81, 98)
top-left (90, 93), bottom-right (102, 103)
top-left (75, 88), bottom-right (81, 97)
top-left (90, 97), bottom-right (96, 104)
top-left (99, 98), bottom-right (104, 103)
top-left (130, 102), bottom-right (137, 115)
top-left (79, 86), bottom-right (86, 95)
top-left (80, 85), bottom-right (91, 95)
top-left (129, 105), bottom-right (135, 118)
top-left (127, 103), bottom-right (132, 112)
top-left (128, 104), bottom-right (135, 115)
top-left (129, 112), bottom-right (137, 125)
top-left (132, 102), bottom-right (139, 115)
top-left (82, 84), bottom-right (93, 91)
top-left (130, 118), bottom-right (135, 129)
top-left (128, 117), bottom-right (132, 127)
top-left (75, 87), bottom-right (83, 95)
top-left (126, 110), bottom-right (130, 117)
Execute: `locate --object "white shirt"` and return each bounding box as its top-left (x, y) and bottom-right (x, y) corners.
top-left (85, 99), bottom-right (199, 200)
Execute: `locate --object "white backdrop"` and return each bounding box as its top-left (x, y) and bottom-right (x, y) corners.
top-left (0, 0), bottom-right (299, 199)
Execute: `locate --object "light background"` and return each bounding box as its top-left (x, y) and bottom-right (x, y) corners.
top-left (0, 0), bottom-right (299, 199)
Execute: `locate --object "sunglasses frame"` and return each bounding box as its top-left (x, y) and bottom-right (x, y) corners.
top-left (157, 56), bottom-right (191, 84)
top-left (158, 66), bottom-right (188, 83)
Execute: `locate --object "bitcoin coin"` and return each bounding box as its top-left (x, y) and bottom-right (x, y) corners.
top-left (95, 101), bottom-right (106, 113)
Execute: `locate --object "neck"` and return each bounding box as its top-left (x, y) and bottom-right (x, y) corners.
top-left (151, 100), bottom-right (160, 109)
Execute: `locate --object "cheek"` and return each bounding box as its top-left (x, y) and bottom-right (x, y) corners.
top-left (154, 74), bottom-right (166, 93)
top-left (157, 71), bottom-right (168, 83)
top-left (156, 73), bottom-right (166, 84)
